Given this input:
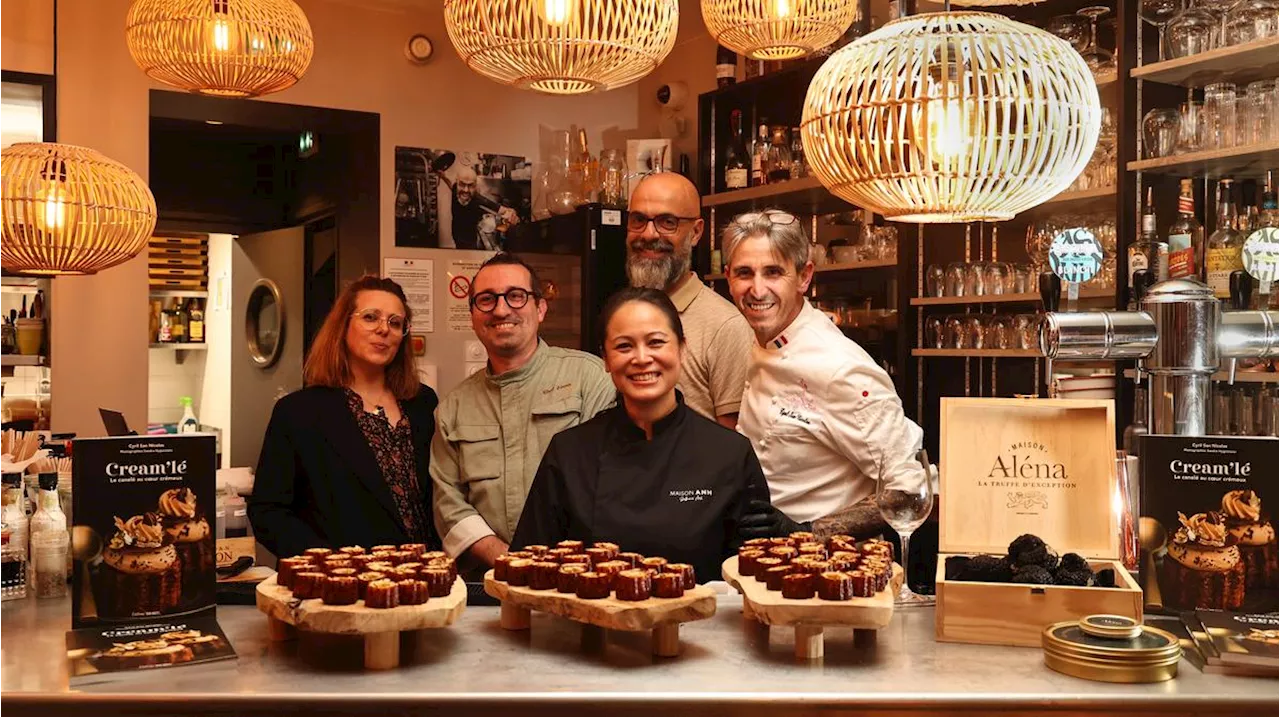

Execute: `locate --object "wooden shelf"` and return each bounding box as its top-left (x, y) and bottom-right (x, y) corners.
top-left (1127, 140), bottom-right (1280, 179)
top-left (1131, 37), bottom-right (1280, 89)
top-left (706, 257), bottom-right (895, 281)
top-left (1, 355), bottom-right (46, 366)
top-left (149, 343), bottom-right (208, 350)
top-left (911, 287), bottom-right (1115, 306)
top-left (913, 348), bottom-right (1042, 358)
top-left (1093, 71), bottom-right (1119, 89)
top-left (701, 176), bottom-right (854, 216)
top-left (1017, 185), bottom-right (1116, 221)
top-left (1124, 368), bottom-right (1278, 384)
top-left (150, 290), bottom-right (209, 300)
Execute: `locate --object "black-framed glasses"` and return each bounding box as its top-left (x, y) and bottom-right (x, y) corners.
top-left (351, 308), bottom-right (409, 335)
top-left (733, 210), bottom-right (799, 226)
top-left (471, 288), bottom-right (538, 313)
top-left (626, 211), bottom-right (700, 236)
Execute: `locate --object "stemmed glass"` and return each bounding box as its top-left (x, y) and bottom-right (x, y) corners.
top-left (1046, 14), bottom-right (1091, 52)
top-left (1141, 0), bottom-right (1183, 60)
top-left (1078, 6), bottom-right (1115, 75)
top-left (875, 448), bottom-right (936, 607)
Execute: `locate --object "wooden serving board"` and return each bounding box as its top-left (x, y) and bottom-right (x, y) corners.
top-left (483, 570), bottom-right (716, 657)
top-left (255, 574), bottom-right (466, 669)
top-left (721, 557), bottom-right (903, 659)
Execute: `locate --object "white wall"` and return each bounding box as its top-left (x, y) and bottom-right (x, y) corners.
top-left (199, 233), bottom-right (234, 468)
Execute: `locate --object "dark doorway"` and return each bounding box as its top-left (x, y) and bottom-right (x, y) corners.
top-left (304, 214), bottom-right (338, 356)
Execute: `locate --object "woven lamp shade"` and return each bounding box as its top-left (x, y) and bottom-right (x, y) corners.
top-left (802, 12), bottom-right (1100, 223)
top-left (125, 0), bottom-right (314, 98)
top-left (702, 0), bottom-right (860, 61)
top-left (2, 143), bottom-right (157, 276)
top-left (443, 0), bottom-right (679, 95)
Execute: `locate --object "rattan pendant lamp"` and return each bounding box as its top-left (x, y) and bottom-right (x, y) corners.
top-left (702, 0), bottom-right (860, 60)
top-left (125, 0), bottom-right (314, 98)
top-left (443, 0), bottom-right (680, 95)
top-left (801, 6), bottom-right (1100, 223)
top-left (2, 143), bottom-right (157, 275)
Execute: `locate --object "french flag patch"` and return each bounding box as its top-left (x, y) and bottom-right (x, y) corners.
top-left (773, 335), bottom-right (788, 349)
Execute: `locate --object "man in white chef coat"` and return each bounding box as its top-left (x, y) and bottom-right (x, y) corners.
top-left (724, 210), bottom-right (927, 539)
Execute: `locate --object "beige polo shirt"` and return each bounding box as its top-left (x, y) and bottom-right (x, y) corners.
top-left (430, 340), bottom-right (616, 557)
top-left (668, 273), bottom-right (755, 420)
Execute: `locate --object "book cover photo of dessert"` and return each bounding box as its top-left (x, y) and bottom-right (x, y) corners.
top-left (1140, 435), bottom-right (1279, 617)
top-left (65, 613), bottom-right (235, 682)
top-left (70, 435), bottom-right (219, 629)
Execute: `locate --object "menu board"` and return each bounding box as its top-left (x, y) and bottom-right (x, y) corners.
top-left (67, 435), bottom-right (234, 678)
top-left (1140, 435), bottom-right (1279, 616)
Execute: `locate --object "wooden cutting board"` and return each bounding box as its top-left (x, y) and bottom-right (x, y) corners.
top-left (255, 574), bottom-right (466, 634)
top-left (483, 571), bottom-right (716, 631)
top-left (721, 557), bottom-right (902, 629)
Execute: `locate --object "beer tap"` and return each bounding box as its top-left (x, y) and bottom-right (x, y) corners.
top-left (1040, 274), bottom-right (1277, 436)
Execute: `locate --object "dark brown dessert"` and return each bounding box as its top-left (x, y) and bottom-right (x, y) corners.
top-left (525, 544), bottom-right (549, 557)
top-left (652, 572), bottom-right (684, 598)
top-left (328, 567), bottom-right (358, 580)
top-left (848, 570), bottom-right (872, 598)
top-left (391, 566), bottom-right (421, 582)
top-left (738, 548), bottom-right (766, 576)
top-left (767, 546), bottom-right (798, 563)
top-left (493, 554), bottom-right (516, 581)
top-left (420, 550), bottom-right (447, 562)
top-left (399, 543), bottom-right (427, 555)
top-left (92, 640), bottom-right (193, 670)
top-left (365, 579), bottom-right (399, 608)
top-left (323, 558), bottom-right (354, 574)
top-left (351, 555), bottom-right (379, 571)
top-left (615, 569), bottom-right (652, 601)
top-left (507, 550), bottom-right (535, 560)
top-left (530, 561), bottom-right (561, 590)
top-left (293, 571), bottom-right (326, 599)
top-left (556, 540), bottom-right (585, 553)
top-left (764, 565), bottom-right (792, 591)
top-left (506, 558), bottom-right (535, 586)
top-left (789, 531), bottom-right (816, 543)
top-left (575, 571), bottom-right (612, 599)
top-left (370, 545), bottom-right (397, 553)
top-left (276, 557), bottom-right (311, 589)
top-left (793, 559), bottom-right (830, 575)
top-left (356, 571), bottom-right (385, 599)
top-left (427, 557), bottom-right (457, 583)
top-left (421, 568), bottom-right (453, 597)
top-left (563, 553), bottom-right (592, 566)
top-left (797, 542), bottom-right (827, 559)
top-left (339, 546), bottom-right (366, 556)
top-left (616, 552), bottom-right (644, 567)
top-left (592, 541), bottom-right (620, 560)
top-left (754, 557), bottom-right (784, 580)
top-left (365, 561), bottom-right (395, 575)
top-left (817, 572), bottom-right (853, 601)
top-left (304, 547), bottom-right (333, 561)
top-left (546, 548), bottom-right (575, 562)
top-left (664, 563), bottom-right (696, 590)
top-left (640, 557), bottom-right (668, 574)
top-left (595, 560), bottom-right (629, 588)
top-left (782, 573), bottom-right (816, 599)
top-left (557, 564), bottom-right (587, 593)
top-left (744, 537), bottom-right (772, 548)
top-left (98, 513), bottom-right (181, 618)
top-left (397, 579), bottom-right (429, 605)
top-left (322, 576), bottom-right (359, 605)
top-left (585, 547), bottom-right (613, 565)
top-left (1161, 511), bottom-right (1246, 610)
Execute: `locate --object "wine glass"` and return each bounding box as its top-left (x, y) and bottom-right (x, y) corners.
top-left (875, 447), bottom-right (936, 607)
top-left (1141, 0), bottom-right (1183, 60)
top-left (1077, 6), bottom-right (1115, 75)
top-left (1046, 14), bottom-right (1091, 52)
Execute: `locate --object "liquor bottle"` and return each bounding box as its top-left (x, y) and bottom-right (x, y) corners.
top-left (1206, 178), bottom-right (1244, 299)
top-left (1261, 170), bottom-right (1278, 228)
top-left (570, 129), bottom-right (598, 203)
top-left (789, 126), bottom-right (806, 179)
top-left (1238, 179), bottom-right (1259, 233)
top-left (751, 119), bottom-right (769, 186)
top-left (765, 126), bottom-right (794, 183)
top-left (187, 299), bottom-right (205, 343)
top-left (723, 109), bottom-right (750, 190)
top-left (1128, 186), bottom-right (1169, 306)
top-left (18, 295), bottom-right (26, 320)
top-left (1167, 178), bottom-right (1203, 280)
top-left (29, 290), bottom-right (44, 320)
top-left (715, 45), bottom-right (737, 88)
top-left (170, 299), bottom-right (188, 343)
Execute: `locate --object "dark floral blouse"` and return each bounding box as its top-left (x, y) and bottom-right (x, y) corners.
top-left (344, 388), bottom-right (429, 542)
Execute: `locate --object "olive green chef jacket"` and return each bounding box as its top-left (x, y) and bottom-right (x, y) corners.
top-left (430, 340), bottom-right (616, 557)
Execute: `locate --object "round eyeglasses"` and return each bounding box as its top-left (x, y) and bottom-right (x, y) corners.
top-left (351, 309), bottom-right (408, 335)
top-left (471, 288), bottom-right (538, 313)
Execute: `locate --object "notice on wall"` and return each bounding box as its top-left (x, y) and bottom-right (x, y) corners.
top-left (383, 257), bottom-right (435, 333)
top-left (446, 258), bottom-right (487, 333)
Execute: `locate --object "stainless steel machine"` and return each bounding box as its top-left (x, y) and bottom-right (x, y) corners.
top-left (1040, 270), bottom-right (1278, 436)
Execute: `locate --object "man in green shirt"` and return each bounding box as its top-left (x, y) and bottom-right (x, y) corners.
top-left (430, 253), bottom-right (615, 574)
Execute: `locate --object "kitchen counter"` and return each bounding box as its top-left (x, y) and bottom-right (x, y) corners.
top-left (2, 590), bottom-right (1275, 716)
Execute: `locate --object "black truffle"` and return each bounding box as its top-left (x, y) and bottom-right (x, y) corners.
top-left (945, 556), bottom-right (972, 581)
top-left (1058, 552), bottom-right (1090, 573)
top-left (1012, 545), bottom-right (1059, 574)
top-left (1010, 566), bottom-right (1054, 585)
top-left (1007, 534), bottom-right (1046, 562)
top-left (1093, 568), bottom-right (1117, 588)
top-left (1052, 566), bottom-right (1094, 587)
top-left (963, 554), bottom-right (1014, 583)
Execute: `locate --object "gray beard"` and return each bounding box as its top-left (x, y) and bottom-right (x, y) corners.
top-left (627, 247), bottom-right (691, 291)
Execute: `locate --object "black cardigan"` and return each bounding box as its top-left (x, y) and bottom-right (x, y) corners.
top-left (247, 384), bottom-right (440, 558)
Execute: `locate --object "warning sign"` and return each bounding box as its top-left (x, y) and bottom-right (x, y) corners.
top-left (447, 258), bottom-right (486, 332)
top-left (449, 275), bottom-right (470, 299)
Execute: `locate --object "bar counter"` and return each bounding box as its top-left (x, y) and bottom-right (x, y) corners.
top-left (2, 590), bottom-right (1275, 716)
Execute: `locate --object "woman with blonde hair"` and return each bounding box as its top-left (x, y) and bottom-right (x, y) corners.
top-left (249, 275), bottom-right (439, 558)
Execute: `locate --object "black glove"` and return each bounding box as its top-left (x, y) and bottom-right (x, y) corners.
top-left (739, 500), bottom-right (810, 539)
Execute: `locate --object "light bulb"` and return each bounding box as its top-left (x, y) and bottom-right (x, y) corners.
top-left (34, 186), bottom-right (67, 234)
top-left (928, 87), bottom-right (966, 161)
top-left (766, 0), bottom-right (794, 19)
top-left (539, 0), bottom-right (577, 27)
top-left (213, 19), bottom-right (231, 52)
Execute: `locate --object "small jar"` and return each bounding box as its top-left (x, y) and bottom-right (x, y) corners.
top-left (1204, 82), bottom-right (1239, 147)
top-left (1, 527), bottom-right (27, 601)
top-left (31, 531), bottom-right (67, 599)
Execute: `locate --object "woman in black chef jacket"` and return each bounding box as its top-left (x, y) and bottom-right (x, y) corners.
top-left (509, 287), bottom-right (772, 581)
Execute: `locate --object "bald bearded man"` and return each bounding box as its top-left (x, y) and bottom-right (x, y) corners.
top-left (625, 173), bottom-right (755, 428)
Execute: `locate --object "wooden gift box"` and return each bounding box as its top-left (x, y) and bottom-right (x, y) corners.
top-left (934, 398), bottom-right (1143, 648)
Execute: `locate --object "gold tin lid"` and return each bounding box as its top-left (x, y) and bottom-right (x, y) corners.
top-left (1080, 614), bottom-right (1144, 640)
top-left (1042, 620), bottom-right (1182, 683)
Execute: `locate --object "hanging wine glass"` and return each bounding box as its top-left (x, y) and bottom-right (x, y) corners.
top-left (1046, 14), bottom-right (1092, 53)
top-left (1077, 6), bottom-right (1115, 76)
top-left (1140, 0), bottom-right (1183, 60)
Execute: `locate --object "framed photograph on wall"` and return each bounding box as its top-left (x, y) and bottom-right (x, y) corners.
top-left (394, 146), bottom-right (532, 250)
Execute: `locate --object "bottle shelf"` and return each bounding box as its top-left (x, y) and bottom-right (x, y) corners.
top-left (1131, 37), bottom-right (1280, 89)
top-left (911, 287), bottom-right (1115, 306)
top-left (1123, 368), bottom-right (1278, 384)
top-left (701, 176), bottom-right (854, 216)
top-left (705, 257), bottom-right (895, 282)
top-left (1017, 185), bottom-right (1117, 221)
top-left (150, 290), bottom-right (209, 300)
top-left (913, 348), bottom-right (1042, 358)
top-left (1127, 140), bottom-right (1280, 179)
top-left (149, 343), bottom-right (208, 350)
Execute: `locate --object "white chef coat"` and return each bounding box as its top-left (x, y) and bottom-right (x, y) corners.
top-left (737, 300), bottom-right (926, 524)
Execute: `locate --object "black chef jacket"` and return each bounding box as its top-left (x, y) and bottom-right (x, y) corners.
top-left (450, 195), bottom-right (486, 249)
top-left (510, 394), bottom-right (771, 581)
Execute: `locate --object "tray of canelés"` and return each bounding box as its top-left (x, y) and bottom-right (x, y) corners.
top-left (255, 544), bottom-right (466, 669)
top-left (721, 532), bottom-right (904, 658)
top-left (483, 540), bottom-right (716, 657)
